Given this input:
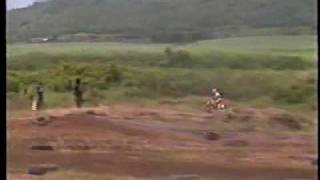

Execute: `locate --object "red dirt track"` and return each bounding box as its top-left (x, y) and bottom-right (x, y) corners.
top-left (7, 105), bottom-right (317, 179)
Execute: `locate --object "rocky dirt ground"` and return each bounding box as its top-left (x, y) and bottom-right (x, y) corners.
top-left (7, 105), bottom-right (317, 180)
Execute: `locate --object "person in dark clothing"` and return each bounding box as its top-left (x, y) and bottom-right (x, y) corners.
top-left (73, 78), bottom-right (84, 108)
top-left (32, 82), bottom-right (44, 111)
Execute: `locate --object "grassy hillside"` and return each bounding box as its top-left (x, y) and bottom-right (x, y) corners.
top-left (7, 35), bottom-right (317, 60)
top-left (188, 35), bottom-right (317, 59)
top-left (6, 0), bottom-right (316, 43)
top-left (7, 36), bottom-right (317, 116)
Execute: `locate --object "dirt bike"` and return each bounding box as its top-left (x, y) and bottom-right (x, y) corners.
top-left (205, 98), bottom-right (227, 113)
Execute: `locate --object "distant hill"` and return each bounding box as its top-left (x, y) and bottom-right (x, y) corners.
top-left (6, 0), bottom-right (317, 43)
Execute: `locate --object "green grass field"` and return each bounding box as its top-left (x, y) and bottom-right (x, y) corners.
top-left (7, 35), bottom-right (317, 60)
top-left (188, 35), bottom-right (317, 59)
top-left (6, 35), bottom-right (317, 118)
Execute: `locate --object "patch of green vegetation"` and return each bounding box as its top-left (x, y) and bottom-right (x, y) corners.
top-left (7, 35), bottom-right (316, 62)
top-left (188, 35), bottom-right (317, 60)
top-left (6, 36), bottom-right (317, 120)
top-left (7, 64), bottom-right (316, 112)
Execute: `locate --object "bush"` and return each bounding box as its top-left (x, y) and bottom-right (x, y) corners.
top-left (269, 113), bottom-right (306, 130)
top-left (273, 84), bottom-right (315, 104)
top-left (203, 54), bottom-right (312, 70)
top-left (6, 47), bottom-right (316, 112)
top-left (165, 49), bottom-right (193, 68)
top-left (7, 47), bottom-right (312, 71)
top-left (105, 64), bottom-right (122, 83)
top-left (7, 76), bottom-right (20, 93)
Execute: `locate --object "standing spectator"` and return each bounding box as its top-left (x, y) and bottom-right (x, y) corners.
top-left (73, 78), bottom-right (84, 108)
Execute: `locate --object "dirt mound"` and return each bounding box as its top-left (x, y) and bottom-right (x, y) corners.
top-left (86, 110), bottom-right (108, 116)
top-left (28, 164), bottom-right (59, 175)
top-left (225, 108), bottom-right (256, 122)
top-left (32, 115), bottom-right (52, 126)
top-left (204, 132), bottom-right (220, 141)
top-left (65, 143), bottom-right (91, 151)
top-left (30, 138), bottom-right (55, 151)
top-left (223, 139), bottom-right (249, 147)
top-left (171, 174), bottom-right (201, 180)
top-left (223, 107), bottom-right (312, 132)
top-left (30, 144), bottom-right (54, 151)
top-left (268, 113), bottom-right (305, 130)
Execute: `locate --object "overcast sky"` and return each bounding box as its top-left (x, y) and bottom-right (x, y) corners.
top-left (6, 0), bottom-right (35, 10)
